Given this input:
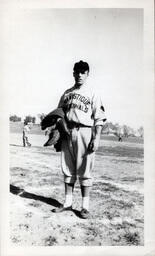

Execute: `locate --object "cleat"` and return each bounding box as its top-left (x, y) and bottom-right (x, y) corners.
top-left (80, 208), bottom-right (90, 219)
top-left (52, 205), bottom-right (72, 213)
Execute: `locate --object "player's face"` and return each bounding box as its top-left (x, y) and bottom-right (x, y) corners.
top-left (73, 70), bottom-right (89, 86)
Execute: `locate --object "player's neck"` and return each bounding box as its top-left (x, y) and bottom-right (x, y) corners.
top-left (74, 82), bottom-right (85, 89)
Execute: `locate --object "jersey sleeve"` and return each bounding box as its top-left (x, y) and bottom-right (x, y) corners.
top-left (91, 93), bottom-right (107, 126)
top-left (57, 93), bottom-right (65, 108)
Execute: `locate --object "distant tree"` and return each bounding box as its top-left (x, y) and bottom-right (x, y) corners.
top-left (102, 122), bottom-right (109, 134)
top-left (108, 122), bottom-right (117, 131)
top-left (10, 115), bottom-right (21, 122)
top-left (24, 115), bottom-right (36, 124)
top-left (138, 126), bottom-right (144, 138)
top-left (123, 125), bottom-right (130, 137)
top-left (38, 113), bottom-right (45, 121)
top-left (32, 117), bottom-right (36, 124)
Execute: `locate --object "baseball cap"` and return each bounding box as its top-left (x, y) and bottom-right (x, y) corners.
top-left (73, 60), bottom-right (89, 73)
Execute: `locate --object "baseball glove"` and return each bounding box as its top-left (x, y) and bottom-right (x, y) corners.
top-left (41, 108), bottom-right (65, 130)
top-left (41, 117), bottom-right (56, 131)
top-left (44, 129), bottom-right (60, 147)
top-left (56, 118), bottom-right (70, 137)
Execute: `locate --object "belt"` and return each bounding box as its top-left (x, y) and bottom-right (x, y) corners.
top-left (67, 121), bottom-right (92, 130)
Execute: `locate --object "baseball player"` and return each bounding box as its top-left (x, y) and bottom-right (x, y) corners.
top-left (23, 122), bottom-right (31, 147)
top-left (52, 60), bottom-right (106, 219)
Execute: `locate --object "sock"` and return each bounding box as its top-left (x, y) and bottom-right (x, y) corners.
top-left (64, 194), bottom-right (73, 207)
top-left (82, 196), bottom-right (89, 210)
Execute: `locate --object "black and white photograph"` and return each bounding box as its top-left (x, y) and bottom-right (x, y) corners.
top-left (0, 0), bottom-right (154, 255)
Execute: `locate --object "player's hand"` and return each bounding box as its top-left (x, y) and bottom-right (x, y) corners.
top-left (88, 137), bottom-right (100, 153)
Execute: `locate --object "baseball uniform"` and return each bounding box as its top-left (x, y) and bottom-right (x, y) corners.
top-left (58, 84), bottom-right (106, 186)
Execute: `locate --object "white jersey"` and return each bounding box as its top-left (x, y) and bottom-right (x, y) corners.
top-left (58, 84), bottom-right (106, 127)
top-left (23, 125), bottom-right (30, 136)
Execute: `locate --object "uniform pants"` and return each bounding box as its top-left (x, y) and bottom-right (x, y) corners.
top-left (23, 135), bottom-right (31, 147)
top-left (61, 127), bottom-right (95, 186)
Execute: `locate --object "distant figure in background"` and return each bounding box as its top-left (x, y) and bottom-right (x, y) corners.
top-left (118, 135), bottom-right (123, 142)
top-left (23, 122), bottom-right (31, 147)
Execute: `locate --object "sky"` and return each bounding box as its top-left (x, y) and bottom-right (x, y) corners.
top-left (4, 8), bottom-right (144, 129)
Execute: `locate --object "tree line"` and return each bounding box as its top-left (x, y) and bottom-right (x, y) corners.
top-left (10, 115), bottom-right (37, 124)
top-left (102, 122), bottom-right (144, 138)
top-left (9, 114), bottom-right (144, 138)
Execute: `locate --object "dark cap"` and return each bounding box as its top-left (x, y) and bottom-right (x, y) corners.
top-left (73, 60), bottom-right (89, 73)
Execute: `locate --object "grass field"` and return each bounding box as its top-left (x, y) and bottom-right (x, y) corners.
top-left (10, 122), bottom-right (144, 246)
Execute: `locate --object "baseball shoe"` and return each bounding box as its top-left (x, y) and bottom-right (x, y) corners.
top-left (52, 205), bottom-right (72, 213)
top-left (80, 208), bottom-right (90, 219)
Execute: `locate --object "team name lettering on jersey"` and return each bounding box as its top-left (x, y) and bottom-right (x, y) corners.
top-left (64, 93), bottom-right (91, 113)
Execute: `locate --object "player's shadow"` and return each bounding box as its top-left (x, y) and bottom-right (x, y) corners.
top-left (10, 184), bottom-right (62, 208)
top-left (71, 209), bottom-right (82, 218)
top-left (10, 184), bottom-right (82, 218)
